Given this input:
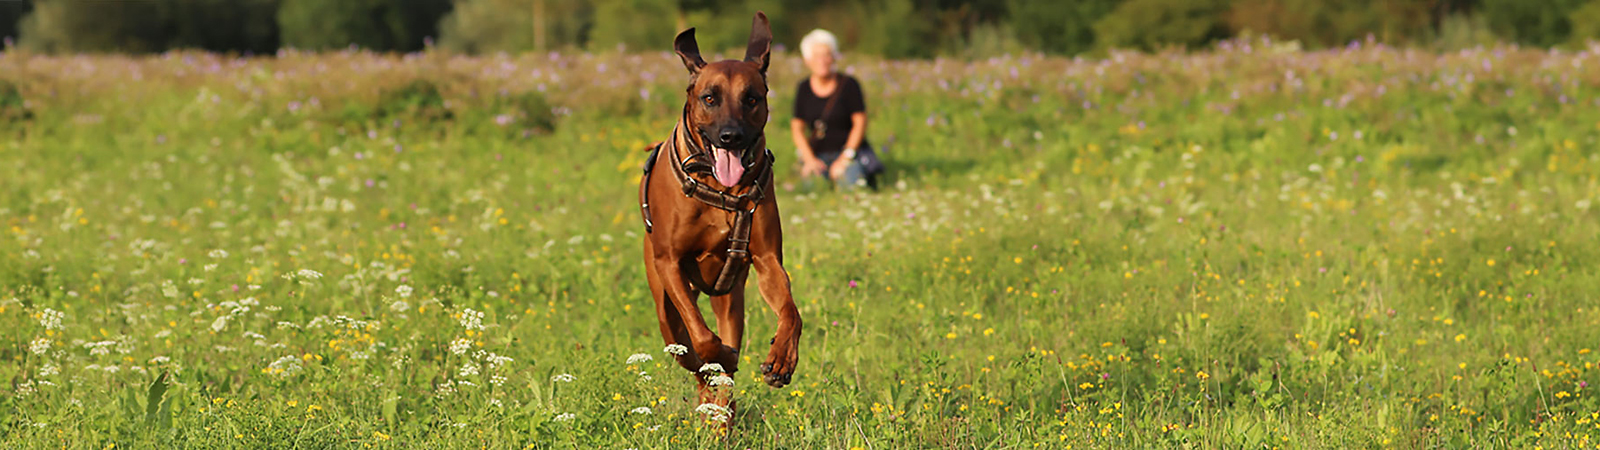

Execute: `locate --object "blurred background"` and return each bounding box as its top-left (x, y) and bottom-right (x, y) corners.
top-left (0, 0), bottom-right (1596, 57)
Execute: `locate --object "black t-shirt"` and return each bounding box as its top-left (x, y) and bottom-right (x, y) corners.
top-left (792, 74), bottom-right (868, 156)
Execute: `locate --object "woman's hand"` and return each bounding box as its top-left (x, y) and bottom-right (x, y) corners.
top-left (828, 156), bottom-right (851, 179)
top-left (801, 157), bottom-right (829, 177)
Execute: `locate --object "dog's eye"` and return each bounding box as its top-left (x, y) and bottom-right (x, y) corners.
top-left (702, 95), bottom-right (716, 106)
top-left (744, 96), bottom-right (760, 106)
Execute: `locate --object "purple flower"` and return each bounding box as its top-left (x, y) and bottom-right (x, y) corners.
top-left (848, 280), bottom-right (858, 288)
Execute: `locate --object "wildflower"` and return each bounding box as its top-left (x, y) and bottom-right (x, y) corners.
top-left (698, 363), bottom-right (725, 373)
top-left (708, 375), bottom-right (735, 387)
top-left (389, 300), bottom-right (410, 312)
top-left (208, 249), bottom-right (229, 259)
top-left (664, 344), bottom-right (689, 355)
top-left (491, 374), bottom-right (507, 386)
top-left (1196, 370), bottom-right (1210, 380)
top-left (553, 413), bottom-right (576, 423)
top-left (1454, 334), bottom-right (1467, 343)
top-left (38, 308), bottom-right (64, 330)
top-left (267, 355), bottom-right (304, 376)
top-left (211, 315), bottom-right (229, 332)
top-left (630, 406), bottom-right (653, 415)
top-left (459, 362), bottom-right (480, 377)
top-left (485, 353), bottom-right (514, 368)
top-left (458, 308), bottom-right (485, 330)
top-left (395, 285), bottom-right (414, 298)
top-left (296, 269), bottom-right (323, 280)
top-left (551, 373), bottom-right (575, 383)
top-left (695, 403), bottom-right (732, 422)
top-left (29, 338), bottom-right (50, 355)
top-left (626, 353), bottom-right (654, 364)
top-left (449, 338), bottom-right (472, 355)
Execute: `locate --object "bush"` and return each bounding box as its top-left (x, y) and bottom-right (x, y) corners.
top-left (1007, 0), bottom-right (1120, 55)
top-left (373, 80), bottom-right (452, 123)
top-left (277, 0), bottom-right (450, 52)
top-left (18, 0), bottom-right (170, 53)
top-left (1569, 0), bottom-right (1600, 45)
top-left (1093, 0), bottom-right (1231, 51)
top-left (589, 0), bottom-right (679, 53)
top-left (439, 0), bottom-right (595, 54)
top-left (1226, 0), bottom-right (1434, 48)
top-left (1480, 0), bottom-right (1587, 47)
top-left (0, 80), bottom-right (29, 122)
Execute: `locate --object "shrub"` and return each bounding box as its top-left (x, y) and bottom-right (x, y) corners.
top-left (1093, 0), bottom-right (1231, 51)
top-left (277, 0), bottom-right (450, 52)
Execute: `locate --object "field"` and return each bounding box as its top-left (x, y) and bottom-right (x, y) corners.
top-left (3, 39), bottom-right (1600, 448)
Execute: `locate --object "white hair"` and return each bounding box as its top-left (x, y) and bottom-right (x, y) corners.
top-left (799, 29), bottom-right (841, 61)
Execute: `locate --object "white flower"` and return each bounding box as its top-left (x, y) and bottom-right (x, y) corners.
top-left (708, 374), bottom-right (734, 387)
top-left (490, 375), bottom-right (507, 386)
top-left (38, 363), bottom-right (58, 377)
top-left (38, 308), bottom-right (64, 330)
top-left (395, 285), bottom-right (414, 298)
top-left (267, 355), bottom-right (303, 376)
top-left (449, 338), bottom-right (472, 355)
top-left (626, 353), bottom-right (654, 364)
top-left (389, 300), bottom-right (411, 312)
top-left (458, 362), bottom-right (480, 377)
top-left (296, 269), bottom-right (323, 280)
top-left (458, 308), bottom-right (485, 330)
top-left (208, 249), bottom-right (229, 259)
top-left (485, 353), bottom-right (514, 369)
top-left (148, 356), bottom-right (171, 365)
top-left (28, 338), bottom-right (50, 355)
top-left (210, 315), bottom-right (229, 332)
top-left (663, 344), bottom-right (688, 355)
top-left (637, 371), bottom-right (653, 381)
top-left (551, 373), bottom-right (575, 383)
top-left (629, 406), bottom-right (653, 415)
top-left (697, 363), bottom-right (724, 374)
top-left (553, 413), bottom-right (576, 423)
top-left (694, 403), bottom-right (732, 422)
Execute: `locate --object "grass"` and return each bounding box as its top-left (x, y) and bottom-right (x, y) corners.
top-left (2, 39), bottom-right (1599, 448)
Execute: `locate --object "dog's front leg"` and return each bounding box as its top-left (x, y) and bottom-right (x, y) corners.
top-left (652, 256), bottom-right (739, 372)
top-left (749, 209), bottom-right (801, 389)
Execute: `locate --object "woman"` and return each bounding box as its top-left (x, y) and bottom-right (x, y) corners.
top-left (791, 29), bottom-right (875, 190)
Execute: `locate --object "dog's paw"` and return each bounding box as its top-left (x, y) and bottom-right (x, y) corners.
top-left (759, 334), bottom-right (799, 388)
top-left (693, 340), bottom-right (741, 374)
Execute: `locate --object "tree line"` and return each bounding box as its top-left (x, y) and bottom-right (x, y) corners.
top-left (1, 0), bottom-right (1596, 57)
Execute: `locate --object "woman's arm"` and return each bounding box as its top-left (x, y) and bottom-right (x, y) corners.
top-left (792, 118), bottom-right (826, 177)
top-left (844, 112), bottom-right (866, 152)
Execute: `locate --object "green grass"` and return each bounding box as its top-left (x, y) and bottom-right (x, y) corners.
top-left (2, 42), bottom-right (1599, 448)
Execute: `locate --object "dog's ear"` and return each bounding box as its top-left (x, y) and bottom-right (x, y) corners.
top-left (674, 28), bottom-right (706, 75)
top-left (744, 12), bottom-right (771, 74)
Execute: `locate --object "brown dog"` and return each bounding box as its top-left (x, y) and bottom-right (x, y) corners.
top-left (638, 12), bottom-right (801, 421)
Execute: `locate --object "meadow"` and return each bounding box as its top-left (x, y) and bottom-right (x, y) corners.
top-left (2, 38), bottom-right (1600, 448)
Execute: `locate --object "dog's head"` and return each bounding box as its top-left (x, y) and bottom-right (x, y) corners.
top-left (673, 12), bottom-right (771, 188)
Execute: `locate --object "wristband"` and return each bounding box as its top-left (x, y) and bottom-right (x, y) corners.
top-left (842, 148), bottom-right (857, 159)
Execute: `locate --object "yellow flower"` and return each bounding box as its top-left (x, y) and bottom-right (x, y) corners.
top-left (790, 390), bottom-right (805, 398)
top-left (1454, 333), bottom-right (1467, 343)
top-left (1079, 382), bottom-right (1094, 390)
top-left (373, 431), bottom-right (391, 441)
top-left (1486, 259), bottom-right (1495, 266)
top-left (945, 332), bottom-right (957, 339)
top-left (1196, 370), bottom-right (1210, 380)
top-left (983, 328), bottom-right (995, 336)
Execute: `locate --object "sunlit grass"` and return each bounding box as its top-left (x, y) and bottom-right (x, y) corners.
top-left (2, 39), bottom-right (1600, 448)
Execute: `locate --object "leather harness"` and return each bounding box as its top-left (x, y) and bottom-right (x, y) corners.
top-left (639, 120), bottom-right (774, 297)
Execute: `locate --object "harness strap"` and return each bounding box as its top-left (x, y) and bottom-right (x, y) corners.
top-left (638, 120), bottom-right (775, 297)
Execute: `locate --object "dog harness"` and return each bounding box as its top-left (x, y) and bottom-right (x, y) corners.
top-left (639, 121), bottom-right (774, 297)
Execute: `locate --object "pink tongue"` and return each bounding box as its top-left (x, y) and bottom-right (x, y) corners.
top-left (712, 148), bottom-right (744, 188)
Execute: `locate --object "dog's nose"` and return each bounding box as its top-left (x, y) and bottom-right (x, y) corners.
top-left (718, 129), bottom-right (744, 147)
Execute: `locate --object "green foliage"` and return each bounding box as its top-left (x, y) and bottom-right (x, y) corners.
top-left (0, 79), bottom-right (28, 123)
top-left (439, 0), bottom-right (597, 53)
top-left (1093, 0), bottom-right (1231, 51)
top-left (18, 0), bottom-right (172, 53)
top-left (277, 0), bottom-right (451, 51)
top-left (589, 0), bottom-right (681, 53)
top-left (1226, 0), bottom-right (1434, 48)
top-left (1568, 0), bottom-right (1600, 44)
top-left (1007, 0), bottom-right (1119, 55)
top-left (851, 0), bottom-right (938, 59)
top-left (1480, 0), bottom-right (1588, 47)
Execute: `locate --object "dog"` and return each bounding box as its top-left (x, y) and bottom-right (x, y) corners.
top-left (637, 11), bottom-right (801, 423)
